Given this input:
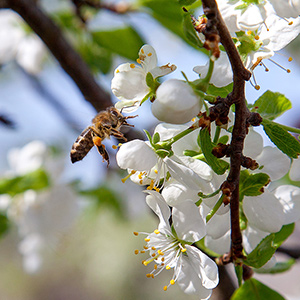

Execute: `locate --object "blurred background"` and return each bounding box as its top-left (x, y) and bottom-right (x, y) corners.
top-left (0, 0), bottom-right (299, 299)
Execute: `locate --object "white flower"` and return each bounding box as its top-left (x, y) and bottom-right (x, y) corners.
top-left (290, 158), bottom-right (300, 181)
top-left (268, 0), bottom-right (300, 18)
top-left (138, 191), bottom-right (218, 297)
top-left (0, 11), bottom-right (45, 74)
top-left (111, 45), bottom-right (176, 112)
top-left (151, 79), bottom-right (202, 124)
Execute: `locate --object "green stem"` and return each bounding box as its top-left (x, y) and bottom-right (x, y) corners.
top-left (158, 127), bottom-right (195, 148)
top-left (213, 126), bottom-right (221, 144)
top-left (203, 54), bottom-right (215, 84)
top-left (198, 189), bottom-right (221, 199)
top-left (206, 195), bottom-right (224, 223)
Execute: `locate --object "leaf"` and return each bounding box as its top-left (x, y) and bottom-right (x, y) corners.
top-left (207, 82), bottom-right (233, 98)
top-left (92, 26), bottom-right (145, 61)
top-left (262, 119), bottom-right (300, 159)
top-left (253, 90), bottom-right (292, 121)
top-left (0, 213), bottom-right (10, 238)
top-left (239, 170), bottom-right (270, 200)
top-left (254, 259), bottom-right (295, 274)
top-left (0, 169), bottom-right (50, 197)
top-left (179, 0), bottom-right (197, 5)
top-left (199, 127), bottom-right (229, 175)
top-left (244, 234), bottom-right (276, 269)
top-left (244, 224), bottom-right (294, 269)
top-left (80, 186), bottom-right (125, 218)
top-left (231, 278), bottom-right (285, 300)
top-left (182, 12), bottom-right (203, 48)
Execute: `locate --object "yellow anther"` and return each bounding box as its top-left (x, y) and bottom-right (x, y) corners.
top-left (122, 170), bottom-right (136, 183)
top-left (288, 57), bottom-right (293, 62)
top-left (151, 274), bottom-right (154, 278)
top-left (254, 35), bottom-right (260, 40)
top-left (144, 238), bottom-right (150, 242)
top-left (112, 145), bottom-right (118, 149)
top-left (161, 263), bottom-right (165, 266)
top-left (148, 52), bottom-right (152, 56)
top-left (170, 279), bottom-right (175, 285)
top-left (146, 273), bottom-right (152, 278)
top-left (144, 246), bottom-right (149, 250)
top-left (116, 69), bottom-right (120, 73)
top-left (166, 265), bottom-right (171, 270)
top-left (136, 58), bottom-right (141, 64)
top-left (247, 30), bottom-right (252, 35)
top-left (287, 69), bottom-right (291, 73)
top-left (161, 257), bottom-right (165, 262)
top-left (152, 253), bottom-right (156, 257)
top-left (157, 250), bottom-right (164, 255)
top-left (181, 248), bottom-right (187, 253)
top-left (163, 286), bottom-right (168, 291)
top-left (134, 250), bottom-right (139, 255)
top-left (141, 49), bottom-right (144, 54)
top-left (151, 247), bottom-right (156, 250)
top-left (289, 21), bottom-right (293, 25)
top-left (154, 264), bottom-right (158, 270)
top-left (138, 173), bottom-right (143, 179)
top-left (191, 117), bottom-right (196, 122)
top-left (154, 187), bottom-right (160, 192)
top-left (131, 170), bottom-right (136, 174)
top-left (255, 85), bottom-right (260, 90)
top-left (154, 229), bottom-right (160, 234)
top-left (143, 260), bottom-right (149, 266)
top-left (139, 180), bottom-right (143, 184)
top-left (141, 250), bottom-right (145, 254)
top-left (133, 231), bottom-right (139, 236)
top-left (130, 63), bottom-right (135, 68)
top-left (154, 169), bottom-right (158, 174)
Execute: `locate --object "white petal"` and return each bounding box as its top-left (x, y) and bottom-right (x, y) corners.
top-left (256, 146), bottom-right (290, 181)
top-left (145, 190), bottom-right (171, 233)
top-left (242, 226), bottom-right (269, 254)
top-left (206, 208), bottom-right (231, 239)
top-left (116, 140), bottom-right (157, 171)
top-left (173, 200), bottom-right (206, 242)
top-left (114, 100), bottom-right (140, 113)
top-left (243, 128), bottom-right (263, 158)
top-left (273, 185), bottom-right (300, 224)
top-left (290, 158), bottom-right (300, 181)
top-left (243, 190), bottom-right (285, 233)
top-left (205, 231), bottom-right (231, 255)
top-left (150, 64), bottom-right (177, 78)
top-left (138, 44), bottom-right (158, 71)
top-left (176, 254), bottom-right (212, 298)
top-left (185, 245), bottom-right (219, 289)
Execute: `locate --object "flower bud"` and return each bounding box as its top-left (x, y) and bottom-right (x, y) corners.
top-left (151, 79), bottom-right (201, 124)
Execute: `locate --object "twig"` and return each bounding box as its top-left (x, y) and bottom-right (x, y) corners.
top-left (3, 0), bottom-right (112, 112)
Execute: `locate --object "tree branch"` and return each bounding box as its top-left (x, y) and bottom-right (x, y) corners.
top-left (3, 0), bottom-right (112, 112)
top-left (202, 0), bottom-right (252, 260)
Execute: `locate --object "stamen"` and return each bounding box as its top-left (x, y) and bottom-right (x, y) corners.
top-left (154, 229), bottom-right (160, 234)
top-left (170, 279), bottom-right (175, 285)
top-left (144, 238), bottom-right (150, 242)
top-left (141, 49), bottom-right (144, 54)
top-left (133, 232), bottom-right (139, 236)
top-left (254, 35), bottom-right (260, 40)
top-left (288, 57), bottom-right (293, 62)
top-left (121, 170), bottom-right (136, 183)
top-left (141, 250), bottom-right (145, 254)
top-left (130, 63), bottom-right (135, 68)
top-left (249, 72), bottom-right (260, 90)
top-left (154, 169), bottom-right (158, 174)
top-left (166, 265), bottom-right (171, 270)
top-left (136, 58), bottom-right (141, 64)
top-left (146, 273), bottom-right (152, 278)
top-left (268, 58), bottom-right (291, 73)
top-left (116, 69), bottom-right (120, 73)
top-left (144, 246), bottom-right (149, 250)
top-left (262, 21), bottom-right (269, 31)
top-left (260, 61), bottom-right (269, 72)
top-left (163, 286), bottom-right (168, 291)
top-left (152, 247), bottom-right (156, 250)
top-left (148, 53), bottom-right (152, 56)
top-left (154, 264), bottom-right (158, 270)
top-left (112, 143), bottom-right (122, 149)
top-left (134, 250), bottom-right (139, 255)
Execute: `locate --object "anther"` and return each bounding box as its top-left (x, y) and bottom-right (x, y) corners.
top-left (152, 247), bottom-right (156, 250)
top-left (141, 250), bottom-right (145, 254)
top-left (144, 238), bottom-right (150, 242)
top-left (154, 264), bottom-right (158, 270)
top-left (154, 229), bottom-right (160, 234)
top-left (136, 58), bottom-right (141, 64)
top-left (130, 63), bottom-right (135, 68)
top-left (163, 286), bottom-right (168, 291)
top-left (146, 273), bottom-right (152, 278)
top-left (134, 250), bottom-right (139, 255)
top-left (288, 57), bottom-right (293, 62)
top-left (133, 231), bottom-right (139, 236)
top-left (116, 69), bottom-right (120, 73)
top-left (166, 265), bottom-right (171, 270)
top-left (170, 279), bottom-right (175, 285)
top-left (148, 53), bottom-right (152, 56)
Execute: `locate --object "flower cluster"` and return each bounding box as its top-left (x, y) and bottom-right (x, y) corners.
top-left (109, 1), bottom-right (300, 295)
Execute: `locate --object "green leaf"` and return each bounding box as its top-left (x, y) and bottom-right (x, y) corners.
top-left (254, 259), bottom-right (295, 274)
top-left (199, 127), bottom-right (229, 175)
top-left (239, 170), bottom-right (270, 200)
top-left (92, 26), bottom-right (145, 61)
top-left (182, 12), bottom-right (203, 48)
top-left (262, 119), bottom-right (300, 159)
top-left (231, 278), bottom-right (285, 300)
top-left (0, 213), bottom-right (10, 238)
top-left (244, 224), bottom-right (294, 269)
top-left (235, 264), bottom-right (243, 287)
top-left (0, 169), bottom-right (50, 197)
top-left (253, 90), bottom-right (292, 121)
top-left (80, 186), bottom-right (125, 218)
top-left (152, 132), bottom-right (160, 144)
top-left (207, 82), bottom-right (233, 98)
top-left (244, 234), bottom-right (276, 268)
top-left (179, 0), bottom-right (197, 5)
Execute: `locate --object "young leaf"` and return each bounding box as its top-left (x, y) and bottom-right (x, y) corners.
top-left (183, 12), bottom-right (203, 48)
top-left (273, 223), bottom-right (295, 247)
top-left (239, 170), bottom-right (270, 200)
top-left (199, 127), bottom-right (229, 175)
top-left (262, 119), bottom-right (300, 159)
top-left (254, 259), bottom-right (295, 274)
top-left (0, 169), bottom-right (49, 197)
top-left (231, 278), bottom-right (285, 300)
top-left (92, 26), bottom-right (145, 61)
top-left (207, 82), bottom-right (233, 98)
top-left (179, 0), bottom-right (197, 5)
top-left (0, 213), bottom-right (10, 238)
top-left (253, 90), bottom-right (292, 121)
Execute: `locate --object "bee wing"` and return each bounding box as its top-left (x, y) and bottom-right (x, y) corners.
top-left (70, 128), bottom-right (94, 163)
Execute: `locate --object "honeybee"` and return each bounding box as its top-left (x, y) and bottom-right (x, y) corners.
top-left (70, 107), bottom-right (134, 165)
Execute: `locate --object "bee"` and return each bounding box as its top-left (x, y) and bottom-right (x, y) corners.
top-left (70, 107), bottom-right (134, 165)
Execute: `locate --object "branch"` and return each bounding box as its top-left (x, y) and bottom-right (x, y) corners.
top-left (4, 0), bottom-right (112, 112)
top-left (202, 0), bottom-right (252, 260)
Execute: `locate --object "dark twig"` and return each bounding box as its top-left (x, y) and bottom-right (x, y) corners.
top-left (3, 0), bottom-right (112, 112)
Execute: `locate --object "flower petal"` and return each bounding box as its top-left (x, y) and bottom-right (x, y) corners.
top-left (138, 44), bottom-right (158, 72)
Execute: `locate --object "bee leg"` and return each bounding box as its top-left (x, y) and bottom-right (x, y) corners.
top-left (110, 129), bottom-right (127, 142)
top-left (92, 136), bottom-right (110, 166)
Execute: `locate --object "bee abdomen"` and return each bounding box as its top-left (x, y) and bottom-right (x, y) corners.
top-left (70, 128), bottom-right (94, 163)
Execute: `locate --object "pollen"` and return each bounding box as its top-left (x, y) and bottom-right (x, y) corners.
top-left (141, 49), bottom-right (144, 54)
top-left (141, 250), bottom-right (145, 254)
top-left (116, 69), bottom-right (120, 73)
top-left (154, 229), bottom-right (160, 234)
top-left (170, 279), bottom-right (175, 285)
top-left (144, 238), bottom-right (150, 242)
top-left (92, 136), bottom-right (102, 146)
top-left (136, 58), bottom-right (141, 64)
top-left (112, 145), bottom-right (118, 149)
top-left (255, 85), bottom-right (260, 90)
top-left (166, 265), bottom-right (171, 270)
top-left (154, 264), bottom-right (158, 270)
top-left (157, 250), bottom-right (164, 255)
top-left (289, 21), bottom-right (293, 25)
top-left (148, 53), bottom-right (152, 56)
top-left (287, 69), bottom-right (291, 73)
top-left (154, 169), bottom-right (158, 174)
top-left (254, 35), bottom-right (260, 40)
top-left (143, 261), bottom-right (149, 266)
top-left (130, 63), bottom-right (135, 68)
top-left (181, 248), bottom-right (187, 253)
top-left (134, 250), bottom-right (139, 255)
top-left (133, 231), bottom-right (139, 236)
top-left (288, 57), bottom-right (293, 62)
top-left (146, 273), bottom-right (152, 278)
top-left (144, 246), bottom-right (149, 250)
top-left (163, 286), bottom-right (168, 291)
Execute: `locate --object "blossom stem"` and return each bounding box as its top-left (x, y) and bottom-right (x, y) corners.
top-left (206, 194), bottom-right (225, 222)
top-left (213, 126), bottom-right (221, 143)
top-left (203, 54), bottom-right (215, 84)
top-left (198, 189), bottom-right (221, 199)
